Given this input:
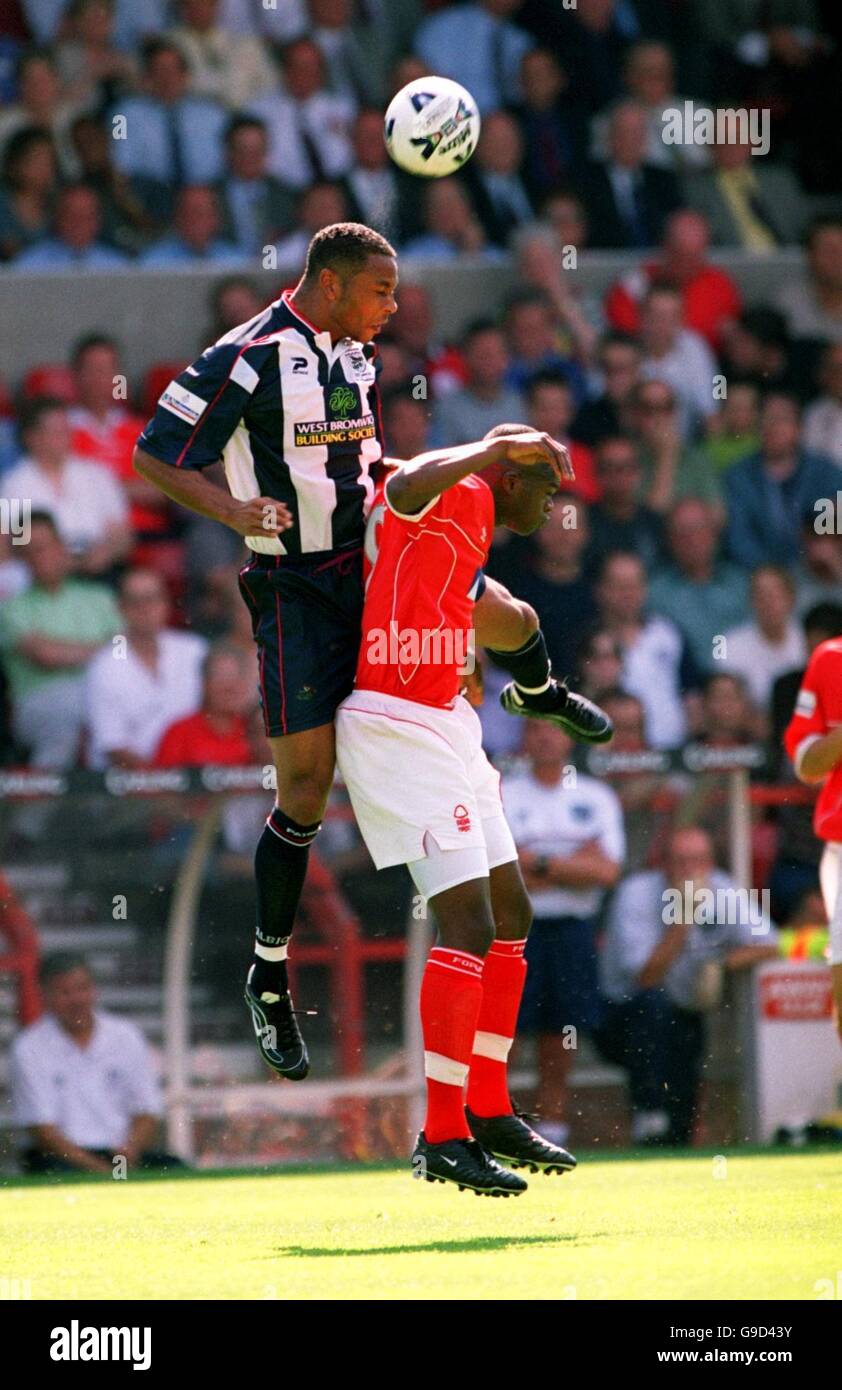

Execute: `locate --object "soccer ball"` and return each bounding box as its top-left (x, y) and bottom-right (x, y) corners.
top-left (384, 76), bottom-right (481, 179)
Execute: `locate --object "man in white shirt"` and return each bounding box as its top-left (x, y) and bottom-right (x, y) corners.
top-left (599, 827), bottom-right (777, 1145)
top-left (639, 284), bottom-right (718, 439)
top-left (11, 953), bottom-right (175, 1175)
top-left (167, 0), bottom-right (279, 109)
top-left (248, 38), bottom-right (355, 189)
top-left (803, 342), bottom-right (842, 466)
top-left (2, 397), bottom-right (130, 578)
top-left (85, 567), bottom-right (207, 770)
top-left (723, 565), bottom-right (807, 715)
top-left (502, 721), bottom-right (625, 1148)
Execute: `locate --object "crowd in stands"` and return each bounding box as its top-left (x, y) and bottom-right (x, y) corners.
top-left (2, 0), bottom-right (842, 1152)
top-left (0, 0), bottom-right (840, 268)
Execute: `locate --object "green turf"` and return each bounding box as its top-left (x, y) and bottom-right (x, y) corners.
top-left (2, 1150), bottom-right (840, 1300)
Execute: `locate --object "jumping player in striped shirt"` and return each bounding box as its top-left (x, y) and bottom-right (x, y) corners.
top-left (134, 222), bottom-right (609, 1086)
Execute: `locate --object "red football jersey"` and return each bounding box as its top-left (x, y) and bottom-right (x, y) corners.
top-left (784, 638), bottom-right (842, 842)
top-left (356, 473), bottom-right (493, 707)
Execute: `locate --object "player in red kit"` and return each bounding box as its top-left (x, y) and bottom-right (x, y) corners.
top-left (784, 635), bottom-right (842, 1042)
top-left (336, 423), bottom-right (612, 1194)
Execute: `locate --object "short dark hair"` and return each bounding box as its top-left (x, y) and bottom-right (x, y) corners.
top-left (2, 125), bottom-right (54, 185)
top-left (28, 509), bottom-right (61, 536)
top-left (142, 37), bottom-right (187, 72)
top-left (463, 317), bottom-right (502, 346)
top-left (600, 330), bottom-right (640, 354)
top-left (738, 306), bottom-right (789, 348)
top-left (303, 221), bottom-right (395, 283)
top-left (803, 602), bottom-right (842, 640)
top-left (39, 951), bottom-right (90, 988)
top-left (224, 114), bottom-right (267, 145)
top-left (805, 214), bottom-right (842, 249)
top-left (18, 395), bottom-right (67, 435)
top-left (526, 370), bottom-right (573, 399)
top-left (71, 332), bottom-right (118, 367)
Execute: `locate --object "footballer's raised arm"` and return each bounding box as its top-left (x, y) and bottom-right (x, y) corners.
top-left (385, 430), bottom-right (568, 517)
top-left (133, 445), bottom-right (291, 540)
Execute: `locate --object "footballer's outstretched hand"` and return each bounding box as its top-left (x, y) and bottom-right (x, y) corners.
top-left (226, 496), bottom-right (294, 538)
top-left (502, 431), bottom-right (574, 485)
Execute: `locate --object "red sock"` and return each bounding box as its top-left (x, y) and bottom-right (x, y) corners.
top-left (420, 945), bottom-right (484, 1143)
top-left (466, 938), bottom-right (527, 1118)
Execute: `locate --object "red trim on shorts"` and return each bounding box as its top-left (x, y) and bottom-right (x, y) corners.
top-left (338, 703), bottom-right (457, 753)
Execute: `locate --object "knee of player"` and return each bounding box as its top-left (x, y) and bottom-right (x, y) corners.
top-left (517, 601), bottom-right (540, 644)
top-left (275, 777), bottom-right (329, 827)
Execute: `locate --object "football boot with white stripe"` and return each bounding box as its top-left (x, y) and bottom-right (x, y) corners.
top-left (466, 1107), bottom-right (577, 1174)
top-left (500, 677), bottom-right (613, 744)
top-left (412, 1131), bottom-right (528, 1195)
top-left (244, 969), bottom-right (310, 1080)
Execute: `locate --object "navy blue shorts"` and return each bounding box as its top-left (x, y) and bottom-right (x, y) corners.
top-left (518, 916), bottom-right (603, 1035)
top-left (238, 547), bottom-right (364, 737)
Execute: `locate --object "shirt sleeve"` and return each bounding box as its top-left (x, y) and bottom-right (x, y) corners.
top-left (137, 340), bottom-right (257, 471)
top-left (596, 786), bottom-right (626, 864)
top-left (607, 876), bottom-right (660, 982)
top-left (120, 1027), bottom-right (164, 1117)
top-left (783, 646), bottom-right (827, 773)
top-left (11, 1039), bottom-right (58, 1127)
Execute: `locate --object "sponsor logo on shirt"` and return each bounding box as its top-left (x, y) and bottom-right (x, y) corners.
top-left (158, 380), bottom-right (207, 426)
top-left (329, 385), bottom-right (358, 415)
top-left (453, 803), bottom-right (472, 832)
top-left (294, 414), bottom-right (376, 447)
top-left (795, 688), bottom-right (817, 717)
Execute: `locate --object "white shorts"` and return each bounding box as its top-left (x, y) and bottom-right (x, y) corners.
top-left (335, 687), bottom-right (517, 889)
top-left (819, 841), bottom-right (842, 965)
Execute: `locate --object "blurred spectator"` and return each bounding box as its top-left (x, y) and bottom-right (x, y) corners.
top-left (11, 952), bottom-right (171, 1175)
top-left (723, 565), bottom-right (807, 711)
top-left (12, 182), bottom-right (129, 268)
top-left (581, 99), bottom-right (680, 250)
top-left (794, 517), bottom-right (842, 615)
top-left (21, 0), bottom-right (168, 51)
top-left (387, 283), bottom-right (468, 397)
top-left (774, 216), bottom-right (842, 344)
top-left (802, 342), bottom-right (842, 465)
top-left (638, 285), bottom-right (718, 438)
top-left (605, 210), bottom-right (742, 351)
top-left (571, 332), bottom-right (641, 447)
top-left (381, 391), bottom-right (430, 461)
top-left (717, 306), bottom-right (798, 399)
top-left (470, 109), bottom-right (534, 244)
top-left (342, 108), bottom-right (413, 242)
top-left (216, 115), bottom-right (296, 256)
top-left (55, 0), bottom-right (138, 111)
top-left (514, 47), bottom-right (583, 202)
top-left (109, 38), bottom-right (228, 217)
top-left (513, 221), bottom-right (600, 371)
top-left (503, 720), bottom-right (624, 1150)
top-left (84, 567), bottom-right (206, 770)
top-left (414, 0), bottom-right (534, 114)
top-left (68, 113), bottom-right (157, 251)
top-left (0, 513), bottom-right (119, 767)
top-left (631, 367), bottom-right (725, 520)
top-left (538, 188), bottom-right (590, 250)
top-left (0, 127), bottom-right (58, 261)
top-left (204, 275), bottom-right (265, 342)
top-left (272, 181), bottom-right (350, 269)
top-left (533, 0), bottom-right (631, 116)
top-left (68, 333), bottom-right (172, 549)
top-left (595, 686), bottom-right (660, 871)
top-left (649, 498), bottom-right (751, 675)
top-left (0, 529), bottom-right (29, 603)
top-left (0, 47), bottom-right (82, 177)
top-left (373, 340), bottom-right (411, 393)
top-left (432, 321), bottom-right (524, 444)
top-left (575, 628), bottom-right (624, 704)
top-left (724, 393), bottom-right (840, 569)
top-left (503, 289), bottom-right (588, 403)
top-left (140, 184), bottom-right (243, 266)
top-left (591, 41), bottom-right (709, 172)
top-left (593, 550), bottom-right (693, 748)
top-left (166, 0), bottom-right (278, 109)
top-left (599, 826), bottom-right (777, 1146)
top-left (682, 136), bottom-right (809, 251)
top-left (403, 177), bottom-right (500, 262)
top-left (587, 436), bottom-right (664, 573)
top-left (696, 672), bottom-right (757, 747)
top-left (308, 0), bottom-right (388, 107)
top-left (489, 495), bottom-right (596, 679)
top-left (524, 372), bottom-right (599, 503)
top-left (701, 380), bottom-right (761, 473)
top-left (3, 397), bottom-right (130, 575)
top-left (155, 643), bottom-right (253, 766)
top-left (248, 37), bottom-right (355, 188)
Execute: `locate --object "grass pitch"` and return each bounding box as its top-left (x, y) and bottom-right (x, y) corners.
top-left (2, 1149), bottom-right (840, 1301)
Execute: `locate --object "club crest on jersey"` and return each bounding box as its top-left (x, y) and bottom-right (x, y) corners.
top-left (453, 804), bottom-right (471, 832)
top-left (329, 385), bottom-right (358, 416)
